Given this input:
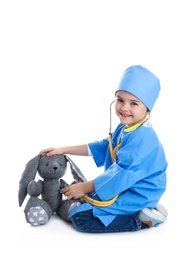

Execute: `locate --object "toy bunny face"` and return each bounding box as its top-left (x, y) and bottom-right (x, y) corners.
top-left (38, 153), bottom-right (67, 180)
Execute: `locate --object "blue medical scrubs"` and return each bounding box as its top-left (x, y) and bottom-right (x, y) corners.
top-left (70, 120), bottom-right (167, 227)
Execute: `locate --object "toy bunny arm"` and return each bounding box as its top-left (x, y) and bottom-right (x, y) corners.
top-left (60, 179), bottom-right (69, 190)
top-left (27, 180), bottom-right (43, 197)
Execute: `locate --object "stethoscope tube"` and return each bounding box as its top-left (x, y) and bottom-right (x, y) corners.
top-left (108, 100), bottom-right (121, 163)
top-left (109, 100), bottom-right (115, 135)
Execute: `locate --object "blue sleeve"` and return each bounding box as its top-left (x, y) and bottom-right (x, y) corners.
top-left (93, 152), bottom-right (143, 200)
top-left (88, 138), bottom-right (109, 167)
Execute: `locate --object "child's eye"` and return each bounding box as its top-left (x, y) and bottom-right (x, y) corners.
top-left (131, 102), bottom-right (138, 106)
top-left (116, 98), bottom-right (123, 102)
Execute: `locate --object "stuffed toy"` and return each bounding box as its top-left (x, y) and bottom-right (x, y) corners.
top-left (18, 153), bottom-right (86, 226)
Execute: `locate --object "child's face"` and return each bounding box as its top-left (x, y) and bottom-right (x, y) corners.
top-left (115, 90), bottom-right (149, 128)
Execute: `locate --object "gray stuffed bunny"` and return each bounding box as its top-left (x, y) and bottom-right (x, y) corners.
top-left (18, 153), bottom-right (86, 226)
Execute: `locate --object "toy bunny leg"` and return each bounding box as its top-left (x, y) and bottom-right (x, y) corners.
top-left (57, 199), bottom-right (82, 222)
top-left (24, 197), bottom-right (53, 226)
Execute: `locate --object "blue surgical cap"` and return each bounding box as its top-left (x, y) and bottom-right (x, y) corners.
top-left (116, 65), bottom-right (160, 111)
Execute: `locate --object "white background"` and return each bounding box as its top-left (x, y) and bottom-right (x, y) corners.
top-left (1, 1), bottom-right (196, 259)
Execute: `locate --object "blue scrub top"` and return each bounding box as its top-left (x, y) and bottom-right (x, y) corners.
top-left (70, 120), bottom-right (167, 226)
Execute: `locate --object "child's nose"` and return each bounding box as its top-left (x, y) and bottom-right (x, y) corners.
top-left (121, 103), bottom-right (130, 111)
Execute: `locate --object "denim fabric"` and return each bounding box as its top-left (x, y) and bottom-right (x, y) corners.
top-left (71, 209), bottom-right (145, 233)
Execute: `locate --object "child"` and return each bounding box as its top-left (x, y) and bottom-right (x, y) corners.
top-left (39, 65), bottom-right (168, 233)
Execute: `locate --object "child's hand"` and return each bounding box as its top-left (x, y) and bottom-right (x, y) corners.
top-left (61, 181), bottom-right (95, 200)
top-left (61, 182), bottom-right (85, 199)
top-left (38, 147), bottom-right (63, 156)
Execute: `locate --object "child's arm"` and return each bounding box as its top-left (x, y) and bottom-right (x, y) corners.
top-left (38, 144), bottom-right (89, 156)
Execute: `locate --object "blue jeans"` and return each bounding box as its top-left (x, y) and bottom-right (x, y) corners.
top-left (71, 209), bottom-right (147, 233)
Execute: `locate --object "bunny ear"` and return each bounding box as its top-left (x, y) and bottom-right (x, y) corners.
top-left (64, 155), bottom-right (87, 183)
top-left (18, 155), bottom-right (40, 207)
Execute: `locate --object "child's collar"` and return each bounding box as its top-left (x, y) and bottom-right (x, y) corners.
top-left (124, 116), bottom-right (149, 133)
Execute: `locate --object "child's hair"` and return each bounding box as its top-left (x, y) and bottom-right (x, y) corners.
top-left (116, 65), bottom-right (160, 111)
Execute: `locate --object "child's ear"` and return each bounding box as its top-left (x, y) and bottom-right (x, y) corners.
top-left (146, 109), bottom-right (150, 117)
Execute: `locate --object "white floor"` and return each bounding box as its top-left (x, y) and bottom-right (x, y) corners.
top-left (3, 187), bottom-right (194, 259)
top-left (1, 1), bottom-right (196, 259)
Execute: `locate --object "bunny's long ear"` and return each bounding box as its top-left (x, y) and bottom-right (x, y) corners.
top-left (18, 155), bottom-right (40, 207)
top-left (64, 155), bottom-right (87, 182)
